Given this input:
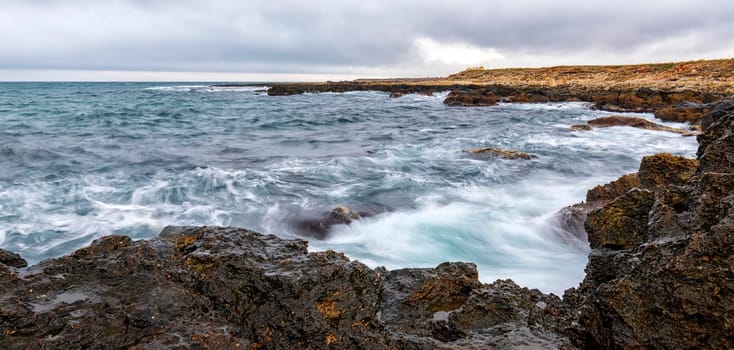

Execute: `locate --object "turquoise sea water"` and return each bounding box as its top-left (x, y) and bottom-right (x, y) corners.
top-left (0, 83), bottom-right (697, 294)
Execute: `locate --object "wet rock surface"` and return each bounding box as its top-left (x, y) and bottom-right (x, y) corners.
top-left (0, 248), bottom-right (27, 268)
top-left (293, 205), bottom-right (371, 240)
top-left (572, 115), bottom-right (697, 135)
top-left (555, 152), bottom-right (698, 250)
top-left (0, 226), bottom-right (572, 349)
top-left (565, 102), bottom-right (734, 349)
top-left (444, 89), bottom-right (498, 106)
top-left (461, 147), bottom-right (537, 160)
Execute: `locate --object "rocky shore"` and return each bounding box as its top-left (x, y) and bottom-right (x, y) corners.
top-left (261, 59), bottom-right (734, 124)
top-left (1, 100), bottom-right (733, 348)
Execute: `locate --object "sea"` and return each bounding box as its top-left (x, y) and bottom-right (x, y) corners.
top-left (0, 82), bottom-right (698, 294)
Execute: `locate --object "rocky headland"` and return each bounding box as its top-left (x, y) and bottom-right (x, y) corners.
top-left (259, 59), bottom-right (734, 124)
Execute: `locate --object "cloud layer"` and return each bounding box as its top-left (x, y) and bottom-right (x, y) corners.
top-left (1, 0), bottom-right (733, 80)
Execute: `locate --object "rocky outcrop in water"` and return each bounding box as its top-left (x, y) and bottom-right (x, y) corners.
top-left (293, 205), bottom-right (370, 239)
top-left (461, 147), bottom-right (537, 160)
top-left (571, 115), bottom-right (697, 136)
top-left (443, 89), bottom-right (498, 106)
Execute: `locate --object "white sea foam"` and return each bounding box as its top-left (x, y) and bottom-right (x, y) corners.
top-left (144, 85), bottom-right (268, 93)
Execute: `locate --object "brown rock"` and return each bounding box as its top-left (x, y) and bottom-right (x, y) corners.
top-left (567, 101), bottom-right (734, 349)
top-left (509, 92), bottom-right (550, 103)
top-left (584, 115), bottom-right (696, 135)
top-left (638, 153), bottom-right (698, 189)
top-left (462, 147), bottom-right (536, 160)
top-left (444, 90), bottom-right (497, 106)
top-left (403, 262), bottom-right (480, 313)
top-left (379, 263), bottom-right (572, 348)
top-left (654, 104), bottom-right (711, 123)
top-left (586, 173), bottom-right (641, 203)
top-left (551, 173), bottom-right (640, 248)
top-left (570, 124), bottom-right (593, 131)
top-left (0, 248), bottom-right (27, 268)
top-left (696, 100), bottom-right (734, 174)
top-left (585, 189), bottom-right (655, 250)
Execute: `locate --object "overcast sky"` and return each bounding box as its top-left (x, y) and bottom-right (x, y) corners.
top-left (1, 0), bottom-right (733, 81)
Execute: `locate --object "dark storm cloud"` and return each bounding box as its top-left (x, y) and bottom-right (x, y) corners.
top-left (0, 0), bottom-right (732, 76)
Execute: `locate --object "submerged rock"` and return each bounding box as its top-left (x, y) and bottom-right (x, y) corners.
top-left (462, 147), bottom-right (537, 160)
top-left (570, 124), bottom-right (593, 131)
top-left (294, 205), bottom-right (368, 239)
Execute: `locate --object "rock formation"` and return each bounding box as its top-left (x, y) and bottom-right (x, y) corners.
top-left (0, 226), bottom-right (571, 349)
top-left (461, 147), bottom-right (537, 160)
top-left (571, 115), bottom-right (697, 136)
top-left (443, 89), bottom-right (498, 106)
top-left (293, 205), bottom-right (369, 239)
top-left (565, 100), bottom-right (734, 349)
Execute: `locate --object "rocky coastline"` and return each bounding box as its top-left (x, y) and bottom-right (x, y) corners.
top-left (259, 59), bottom-right (734, 124)
top-left (1, 101), bottom-right (732, 348)
top-left (3, 59), bottom-right (734, 348)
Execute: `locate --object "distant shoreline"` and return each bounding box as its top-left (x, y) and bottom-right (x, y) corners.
top-left (210, 58), bottom-right (734, 124)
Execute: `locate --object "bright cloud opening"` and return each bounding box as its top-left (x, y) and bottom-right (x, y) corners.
top-left (414, 37), bottom-right (504, 66)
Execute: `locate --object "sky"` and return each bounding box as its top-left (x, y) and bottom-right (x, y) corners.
top-left (1, 0), bottom-right (733, 81)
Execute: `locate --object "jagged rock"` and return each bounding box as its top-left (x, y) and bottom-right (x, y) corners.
top-left (654, 102), bottom-right (711, 123)
top-left (585, 189), bottom-right (655, 250)
top-left (0, 248), bottom-right (27, 268)
top-left (0, 227), bottom-right (385, 349)
top-left (551, 173), bottom-right (641, 248)
top-left (0, 226), bottom-right (574, 349)
top-left (696, 100), bottom-right (734, 174)
top-left (462, 147), bottom-right (536, 160)
top-left (294, 205), bottom-right (366, 239)
top-left (638, 153), bottom-right (698, 189)
top-left (590, 88), bottom-right (724, 118)
top-left (380, 264), bottom-right (572, 349)
top-left (555, 152), bottom-right (696, 251)
top-left (568, 101), bottom-right (734, 349)
top-left (585, 173), bottom-right (641, 203)
top-left (580, 115), bottom-right (697, 135)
